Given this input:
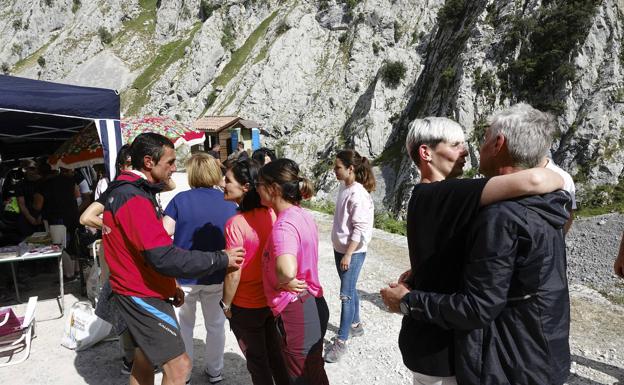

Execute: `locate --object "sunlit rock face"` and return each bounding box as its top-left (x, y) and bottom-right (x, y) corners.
top-left (2, 0), bottom-right (622, 214)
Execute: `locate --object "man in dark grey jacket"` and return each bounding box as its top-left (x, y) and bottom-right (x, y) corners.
top-left (382, 103), bottom-right (571, 385)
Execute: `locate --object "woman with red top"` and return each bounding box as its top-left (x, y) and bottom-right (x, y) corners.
top-left (222, 159), bottom-right (289, 385)
top-left (257, 158), bottom-right (329, 385)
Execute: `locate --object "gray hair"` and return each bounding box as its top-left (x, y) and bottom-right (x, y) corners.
top-left (487, 103), bottom-right (556, 168)
top-left (405, 117), bottom-right (465, 165)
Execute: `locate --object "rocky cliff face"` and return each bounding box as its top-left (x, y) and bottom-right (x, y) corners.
top-left (1, 0), bottom-right (623, 214)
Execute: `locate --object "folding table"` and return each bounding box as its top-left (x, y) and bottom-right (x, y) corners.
top-left (0, 245), bottom-right (64, 315)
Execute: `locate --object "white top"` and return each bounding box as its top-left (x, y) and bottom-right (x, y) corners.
top-left (78, 179), bottom-right (91, 194)
top-left (157, 172), bottom-right (191, 211)
top-left (94, 178), bottom-right (109, 201)
top-left (331, 181), bottom-right (374, 254)
top-left (545, 158), bottom-right (577, 210)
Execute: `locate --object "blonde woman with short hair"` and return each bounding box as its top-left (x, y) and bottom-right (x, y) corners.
top-left (185, 152), bottom-right (222, 188)
top-left (162, 152), bottom-right (238, 384)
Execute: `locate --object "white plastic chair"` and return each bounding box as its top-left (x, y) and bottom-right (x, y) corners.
top-left (0, 296), bottom-right (38, 367)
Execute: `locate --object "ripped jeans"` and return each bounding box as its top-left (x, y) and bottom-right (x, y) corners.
top-left (333, 250), bottom-right (366, 341)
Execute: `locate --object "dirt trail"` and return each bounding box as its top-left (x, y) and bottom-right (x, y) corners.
top-left (0, 210), bottom-right (622, 384)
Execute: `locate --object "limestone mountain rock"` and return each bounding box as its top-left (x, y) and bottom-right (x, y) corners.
top-left (1, 0), bottom-right (623, 214)
top-left (554, 0), bottom-right (624, 186)
top-left (63, 51), bottom-right (134, 90)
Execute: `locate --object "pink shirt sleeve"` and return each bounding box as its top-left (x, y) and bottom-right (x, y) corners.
top-left (225, 217), bottom-right (244, 249)
top-left (269, 220), bottom-right (299, 257)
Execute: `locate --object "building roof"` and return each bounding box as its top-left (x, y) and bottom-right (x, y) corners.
top-left (194, 116), bottom-right (263, 133)
top-left (193, 116), bottom-right (239, 132)
top-left (238, 119), bottom-right (261, 129)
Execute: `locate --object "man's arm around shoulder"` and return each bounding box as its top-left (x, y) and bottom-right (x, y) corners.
top-left (115, 193), bottom-right (244, 278)
top-left (382, 204), bottom-right (519, 330)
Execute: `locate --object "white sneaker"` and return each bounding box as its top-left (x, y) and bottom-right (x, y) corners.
top-left (205, 369), bottom-right (223, 384)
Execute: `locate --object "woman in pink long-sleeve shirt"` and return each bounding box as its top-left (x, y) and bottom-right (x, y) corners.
top-left (325, 149), bottom-right (375, 363)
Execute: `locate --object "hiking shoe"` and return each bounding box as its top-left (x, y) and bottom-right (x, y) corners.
top-left (121, 358), bottom-right (132, 375)
top-left (121, 358), bottom-right (158, 375)
top-left (324, 339), bottom-right (347, 363)
top-left (351, 323), bottom-right (364, 338)
top-left (205, 369), bottom-right (223, 384)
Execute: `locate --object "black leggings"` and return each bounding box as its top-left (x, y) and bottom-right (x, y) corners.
top-left (229, 305), bottom-right (290, 385)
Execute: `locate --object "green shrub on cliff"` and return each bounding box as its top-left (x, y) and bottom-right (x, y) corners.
top-left (72, 0), bottom-right (81, 13)
top-left (200, 1), bottom-right (220, 21)
top-left (576, 179), bottom-right (624, 217)
top-left (498, 0), bottom-right (601, 114)
top-left (437, 0), bottom-right (466, 26)
top-left (381, 61), bottom-right (407, 88)
top-left (221, 21), bottom-right (236, 51)
top-left (98, 27), bottom-right (113, 44)
top-left (344, 0), bottom-right (361, 10)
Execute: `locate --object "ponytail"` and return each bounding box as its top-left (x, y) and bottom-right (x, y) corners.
top-left (259, 158), bottom-right (315, 204)
top-left (336, 149), bottom-right (376, 192)
top-left (299, 177), bottom-right (315, 200)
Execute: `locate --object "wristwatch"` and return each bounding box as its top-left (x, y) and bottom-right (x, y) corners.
top-left (399, 296), bottom-right (411, 316)
top-left (219, 299), bottom-right (231, 312)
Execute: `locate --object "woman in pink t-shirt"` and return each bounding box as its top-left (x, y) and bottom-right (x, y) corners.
top-left (222, 159), bottom-right (289, 385)
top-left (257, 158), bottom-right (329, 385)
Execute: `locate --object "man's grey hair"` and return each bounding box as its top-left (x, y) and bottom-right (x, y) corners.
top-left (488, 103), bottom-right (557, 168)
top-left (405, 117), bottom-right (465, 166)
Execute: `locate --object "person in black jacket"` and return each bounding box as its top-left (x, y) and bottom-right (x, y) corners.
top-left (382, 104), bottom-right (571, 385)
top-left (380, 115), bottom-right (565, 385)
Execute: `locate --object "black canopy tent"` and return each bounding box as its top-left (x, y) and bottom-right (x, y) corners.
top-left (0, 111), bottom-right (90, 160)
top-left (0, 75), bottom-right (122, 178)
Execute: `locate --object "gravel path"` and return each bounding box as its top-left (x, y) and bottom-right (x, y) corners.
top-left (566, 213), bottom-right (624, 301)
top-left (0, 210), bottom-right (622, 384)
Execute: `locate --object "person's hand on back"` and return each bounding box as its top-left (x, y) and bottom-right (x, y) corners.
top-left (224, 246), bottom-right (245, 272)
top-left (172, 286), bottom-right (185, 307)
top-left (281, 278), bottom-right (307, 293)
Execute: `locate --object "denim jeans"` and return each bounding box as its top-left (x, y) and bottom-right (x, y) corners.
top-left (334, 250), bottom-right (366, 341)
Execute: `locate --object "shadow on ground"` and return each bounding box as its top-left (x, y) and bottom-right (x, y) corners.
top-left (74, 337), bottom-right (250, 385)
top-left (358, 289), bottom-right (387, 311)
top-left (566, 355), bottom-right (624, 385)
top-left (1, 267), bottom-right (80, 321)
top-left (75, 339), bottom-right (126, 385)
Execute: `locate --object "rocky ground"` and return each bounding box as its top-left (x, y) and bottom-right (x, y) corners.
top-left (566, 213), bottom-right (624, 303)
top-left (0, 211), bottom-right (622, 384)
